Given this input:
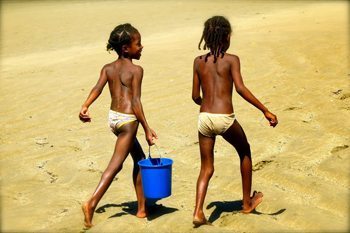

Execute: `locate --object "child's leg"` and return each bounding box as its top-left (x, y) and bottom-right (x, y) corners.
top-left (222, 120), bottom-right (263, 213)
top-left (130, 138), bottom-right (146, 218)
top-left (82, 122), bottom-right (138, 228)
top-left (193, 133), bottom-right (215, 226)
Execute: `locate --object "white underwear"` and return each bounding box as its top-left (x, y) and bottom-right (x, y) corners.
top-left (198, 112), bottom-right (235, 137)
top-left (108, 110), bottom-right (137, 134)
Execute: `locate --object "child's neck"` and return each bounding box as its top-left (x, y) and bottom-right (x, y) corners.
top-left (118, 55), bottom-right (132, 61)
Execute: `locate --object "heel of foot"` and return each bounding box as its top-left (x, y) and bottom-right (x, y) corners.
top-left (193, 218), bottom-right (212, 228)
top-left (241, 191), bottom-right (263, 214)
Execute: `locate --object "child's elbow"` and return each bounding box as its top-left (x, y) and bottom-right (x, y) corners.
top-left (92, 86), bottom-right (102, 95)
top-left (192, 95), bottom-right (197, 102)
top-left (192, 95), bottom-right (202, 105)
top-left (235, 85), bottom-right (245, 95)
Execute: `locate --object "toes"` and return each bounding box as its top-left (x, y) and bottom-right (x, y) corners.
top-left (241, 191), bottom-right (264, 214)
top-left (252, 191), bottom-right (263, 199)
top-left (193, 219), bottom-right (212, 228)
top-left (252, 190), bottom-right (257, 198)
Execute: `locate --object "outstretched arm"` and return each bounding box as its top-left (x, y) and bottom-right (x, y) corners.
top-left (231, 56), bottom-right (278, 127)
top-left (131, 66), bottom-right (157, 145)
top-left (79, 66), bottom-right (108, 122)
top-left (192, 57), bottom-right (202, 105)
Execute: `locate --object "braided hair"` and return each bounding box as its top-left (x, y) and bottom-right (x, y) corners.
top-left (106, 23), bottom-right (139, 55)
top-left (198, 16), bottom-right (232, 62)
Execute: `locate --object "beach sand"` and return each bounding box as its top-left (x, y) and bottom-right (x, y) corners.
top-left (1, 1), bottom-right (349, 232)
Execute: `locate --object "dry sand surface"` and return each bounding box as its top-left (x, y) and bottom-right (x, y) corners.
top-left (1, 0), bottom-right (349, 232)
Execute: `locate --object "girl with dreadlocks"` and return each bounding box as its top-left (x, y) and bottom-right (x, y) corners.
top-left (79, 23), bottom-right (157, 228)
top-left (192, 16), bottom-right (278, 226)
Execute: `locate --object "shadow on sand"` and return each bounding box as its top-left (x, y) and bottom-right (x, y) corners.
top-left (207, 200), bottom-right (286, 223)
top-left (96, 200), bottom-right (178, 221)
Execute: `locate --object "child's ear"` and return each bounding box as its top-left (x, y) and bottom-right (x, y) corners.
top-left (122, 44), bottom-right (129, 54)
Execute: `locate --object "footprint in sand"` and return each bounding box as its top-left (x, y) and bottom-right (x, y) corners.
top-left (331, 145), bottom-right (349, 154)
top-left (87, 162), bottom-right (102, 174)
top-left (59, 208), bottom-right (69, 215)
top-left (331, 145), bottom-right (349, 159)
top-left (253, 160), bottom-right (274, 171)
top-left (331, 88), bottom-right (350, 99)
top-left (36, 160), bottom-right (58, 183)
top-left (331, 89), bottom-right (342, 95)
top-left (277, 139), bottom-right (288, 152)
top-left (46, 171), bottom-right (58, 183)
top-left (302, 113), bottom-right (314, 123)
top-left (87, 168), bottom-right (103, 174)
top-left (283, 106), bottom-right (302, 111)
top-left (69, 145), bottom-right (82, 152)
top-left (46, 208), bottom-right (70, 227)
top-left (37, 160), bottom-right (48, 169)
top-left (65, 140), bottom-right (83, 152)
top-left (339, 93), bottom-right (350, 100)
top-left (13, 192), bottom-right (30, 205)
top-left (330, 89), bottom-right (350, 106)
top-left (35, 137), bottom-right (49, 146)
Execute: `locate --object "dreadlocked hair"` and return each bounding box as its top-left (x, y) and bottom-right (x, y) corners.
top-left (106, 23), bottom-right (139, 55)
top-left (198, 16), bottom-right (232, 63)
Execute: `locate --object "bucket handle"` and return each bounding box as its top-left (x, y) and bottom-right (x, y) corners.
top-left (148, 144), bottom-right (162, 165)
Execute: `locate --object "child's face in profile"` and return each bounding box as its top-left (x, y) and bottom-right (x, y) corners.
top-left (127, 32), bottom-right (143, 60)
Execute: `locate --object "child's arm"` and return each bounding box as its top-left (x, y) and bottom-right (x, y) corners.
top-left (79, 66), bottom-right (108, 122)
top-left (192, 57), bottom-right (202, 105)
top-left (231, 56), bottom-right (278, 127)
top-left (131, 66), bottom-right (158, 145)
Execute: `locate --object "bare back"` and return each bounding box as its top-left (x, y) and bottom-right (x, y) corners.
top-left (104, 59), bottom-right (142, 114)
top-left (193, 53), bottom-right (238, 114)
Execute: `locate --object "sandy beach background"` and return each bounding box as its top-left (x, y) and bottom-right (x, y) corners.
top-left (1, 0), bottom-right (349, 232)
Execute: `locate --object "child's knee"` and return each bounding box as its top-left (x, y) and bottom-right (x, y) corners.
top-left (103, 165), bottom-right (123, 179)
top-left (202, 166), bottom-right (214, 178)
top-left (238, 143), bottom-right (251, 159)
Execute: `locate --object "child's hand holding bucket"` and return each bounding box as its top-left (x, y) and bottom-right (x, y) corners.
top-left (146, 128), bottom-right (158, 145)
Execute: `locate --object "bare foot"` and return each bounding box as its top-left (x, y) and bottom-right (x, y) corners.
top-left (241, 191), bottom-right (263, 214)
top-left (82, 202), bottom-right (94, 228)
top-left (136, 209), bottom-right (147, 218)
top-left (193, 217), bottom-right (212, 228)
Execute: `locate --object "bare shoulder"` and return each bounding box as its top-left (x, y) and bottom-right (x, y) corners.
top-left (194, 54), bottom-right (211, 67)
top-left (225, 53), bottom-right (241, 71)
top-left (101, 61), bottom-right (115, 73)
top-left (133, 64), bottom-right (143, 72)
top-left (193, 55), bottom-right (203, 65)
top-left (194, 55), bottom-right (202, 61)
top-left (131, 64), bottom-right (143, 78)
top-left (225, 53), bottom-right (240, 63)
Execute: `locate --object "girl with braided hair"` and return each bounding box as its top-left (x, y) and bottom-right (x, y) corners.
top-left (79, 23), bottom-right (157, 228)
top-left (192, 16), bottom-right (278, 226)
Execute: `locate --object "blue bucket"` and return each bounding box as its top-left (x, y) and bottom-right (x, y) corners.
top-left (138, 152), bottom-right (173, 199)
